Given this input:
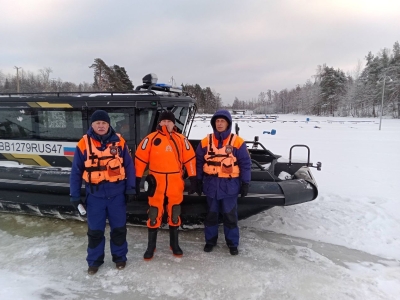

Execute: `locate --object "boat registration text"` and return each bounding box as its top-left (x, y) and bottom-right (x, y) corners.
top-left (0, 140), bottom-right (77, 156)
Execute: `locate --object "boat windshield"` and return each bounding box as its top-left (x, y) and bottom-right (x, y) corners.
top-left (137, 106), bottom-right (192, 141)
top-left (171, 106), bottom-right (190, 135)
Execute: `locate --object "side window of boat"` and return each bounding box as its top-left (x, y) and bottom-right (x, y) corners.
top-left (0, 109), bottom-right (35, 139)
top-left (88, 108), bottom-right (135, 142)
top-left (37, 109), bottom-right (84, 141)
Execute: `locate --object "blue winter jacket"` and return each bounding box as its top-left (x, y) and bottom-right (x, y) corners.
top-left (69, 127), bottom-right (136, 201)
top-left (195, 110), bottom-right (251, 199)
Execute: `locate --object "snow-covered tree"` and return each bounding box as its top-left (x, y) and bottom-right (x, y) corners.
top-left (319, 66), bottom-right (347, 116)
top-left (113, 65), bottom-right (134, 91)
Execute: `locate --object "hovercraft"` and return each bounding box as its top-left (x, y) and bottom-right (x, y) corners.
top-left (0, 73), bottom-right (321, 226)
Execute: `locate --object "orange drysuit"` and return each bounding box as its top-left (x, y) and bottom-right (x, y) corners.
top-left (135, 125), bottom-right (196, 228)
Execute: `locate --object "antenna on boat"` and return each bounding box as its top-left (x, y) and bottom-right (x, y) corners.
top-left (235, 123), bottom-right (240, 135)
top-left (169, 76), bottom-right (176, 87)
top-left (252, 136), bottom-right (259, 149)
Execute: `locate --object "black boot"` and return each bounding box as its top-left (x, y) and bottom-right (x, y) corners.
top-left (169, 225), bottom-right (183, 256)
top-left (143, 228), bottom-right (158, 260)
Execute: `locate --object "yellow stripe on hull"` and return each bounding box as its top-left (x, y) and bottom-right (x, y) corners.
top-left (3, 153), bottom-right (51, 166)
top-left (36, 102), bottom-right (73, 108)
top-left (27, 102), bottom-right (41, 108)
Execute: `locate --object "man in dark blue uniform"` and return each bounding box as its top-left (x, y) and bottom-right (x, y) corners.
top-left (70, 110), bottom-right (136, 275)
top-left (196, 110), bottom-right (251, 255)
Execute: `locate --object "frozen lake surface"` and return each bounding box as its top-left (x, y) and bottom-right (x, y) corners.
top-left (1, 114), bottom-right (399, 299)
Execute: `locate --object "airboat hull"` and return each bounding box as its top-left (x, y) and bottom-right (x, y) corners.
top-left (0, 162), bottom-right (318, 226)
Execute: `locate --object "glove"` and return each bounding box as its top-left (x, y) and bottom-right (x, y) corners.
top-left (70, 198), bottom-right (86, 215)
top-left (240, 183), bottom-right (249, 197)
top-left (125, 194), bottom-right (136, 203)
top-left (70, 197), bottom-right (83, 210)
top-left (135, 177), bottom-right (142, 195)
top-left (188, 176), bottom-right (198, 195)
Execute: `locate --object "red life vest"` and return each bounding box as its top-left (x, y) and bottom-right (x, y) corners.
top-left (82, 134), bottom-right (126, 184)
top-left (203, 133), bottom-right (240, 178)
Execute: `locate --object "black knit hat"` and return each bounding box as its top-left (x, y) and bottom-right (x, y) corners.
top-left (90, 110), bottom-right (110, 124)
top-left (158, 111), bottom-right (175, 124)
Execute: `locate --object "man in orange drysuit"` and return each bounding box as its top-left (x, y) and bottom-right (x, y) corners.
top-left (134, 111), bottom-right (197, 260)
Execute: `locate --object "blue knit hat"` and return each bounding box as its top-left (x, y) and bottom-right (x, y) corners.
top-left (210, 109), bottom-right (232, 130)
top-left (90, 110), bottom-right (110, 124)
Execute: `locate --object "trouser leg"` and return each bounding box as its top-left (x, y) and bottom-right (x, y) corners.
top-left (147, 173), bottom-right (166, 228)
top-left (221, 195), bottom-right (239, 248)
top-left (86, 194), bottom-right (107, 267)
top-left (204, 196), bottom-right (220, 245)
top-left (165, 174), bottom-right (184, 227)
top-left (107, 193), bottom-right (128, 263)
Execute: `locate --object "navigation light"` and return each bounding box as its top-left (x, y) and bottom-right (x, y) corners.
top-left (142, 73), bottom-right (158, 84)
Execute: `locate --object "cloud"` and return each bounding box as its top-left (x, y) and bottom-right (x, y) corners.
top-left (1, 0), bottom-right (399, 103)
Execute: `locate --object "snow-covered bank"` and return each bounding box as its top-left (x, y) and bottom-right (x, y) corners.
top-left (191, 115), bottom-right (400, 260)
top-left (1, 216), bottom-right (399, 300)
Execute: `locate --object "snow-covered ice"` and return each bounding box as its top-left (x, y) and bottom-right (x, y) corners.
top-left (0, 114), bottom-right (399, 300)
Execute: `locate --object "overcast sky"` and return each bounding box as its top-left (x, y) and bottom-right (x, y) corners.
top-left (1, 0), bottom-right (399, 104)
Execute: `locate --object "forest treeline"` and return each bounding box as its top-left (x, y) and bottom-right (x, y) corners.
top-left (242, 41), bottom-right (399, 118)
top-left (1, 41), bottom-right (399, 118)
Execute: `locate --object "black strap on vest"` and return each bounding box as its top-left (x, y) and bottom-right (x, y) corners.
top-left (86, 135), bottom-right (94, 192)
top-left (207, 133), bottom-right (234, 154)
top-left (206, 161), bottom-right (238, 166)
top-left (87, 135), bottom-right (96, 164)
top-left (227, 133), bottom-right (234, 145)
top-left (207, 134), bottom-right (215, 155)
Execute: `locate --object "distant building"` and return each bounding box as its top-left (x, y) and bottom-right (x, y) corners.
top-left (231, 109), bottom-right (253, 115)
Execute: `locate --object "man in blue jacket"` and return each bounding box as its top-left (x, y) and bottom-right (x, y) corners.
top-left (195, 110), bottom-right (251, 255)
top-left (70, 110), bottom-right (136, 275)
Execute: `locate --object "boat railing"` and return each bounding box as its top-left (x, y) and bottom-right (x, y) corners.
top-left (288, 145), bottom-right (322, 171)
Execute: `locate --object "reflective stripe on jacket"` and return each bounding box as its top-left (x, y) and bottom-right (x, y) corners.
top-left (82, 134), bottom-right (126, 184)
top-left (203, 133), bottom-right (240, 178)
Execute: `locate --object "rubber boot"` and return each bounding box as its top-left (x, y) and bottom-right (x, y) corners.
top-left (143, 228), bottom-right (158, 260)
top-left (169, 225), bottom-right (183, 256)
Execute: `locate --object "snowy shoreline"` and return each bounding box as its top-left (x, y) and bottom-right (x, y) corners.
top-left (1, 115), bottom-right (399, 299)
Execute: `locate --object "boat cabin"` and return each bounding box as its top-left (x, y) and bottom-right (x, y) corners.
top-left (0, 73), bottom-right (196, 167)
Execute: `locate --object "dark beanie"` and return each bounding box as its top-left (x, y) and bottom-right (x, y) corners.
top-left (90, 110), bottom-right (110, 124)
top-left (158, 111), bottom-right (175, 124)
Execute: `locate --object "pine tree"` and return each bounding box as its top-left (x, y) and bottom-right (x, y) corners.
top-left (232, 97), bottom-right (240, 109)
top-left (89, 58), bottom-right (124, 91)
top-left (320, 66), bottom-right (347, 116)
top-left (113, 65), bottom-right (134, 91)
top-left (89, 58), bottom-right (109, 90)
top-left (4, 78), bottom-right (10, 92)
top-left (387, 41), bottom-right (400, 118)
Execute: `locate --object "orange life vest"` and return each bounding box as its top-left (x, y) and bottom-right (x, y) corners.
top-left (82, 134), bottom-right (126, 184)
top-left (203, 133), bottom-right (240, 178)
